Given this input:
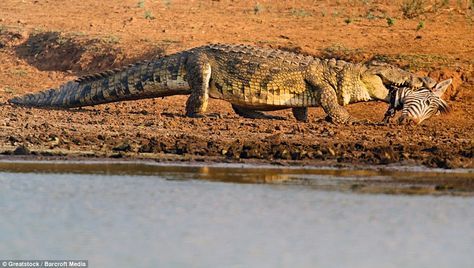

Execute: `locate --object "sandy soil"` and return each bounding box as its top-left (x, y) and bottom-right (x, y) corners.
top-left (0, 0), bottom-right (472, 169)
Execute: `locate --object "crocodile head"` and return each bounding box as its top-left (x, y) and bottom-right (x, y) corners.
top-left (360, 62), bottom-right (436, 98)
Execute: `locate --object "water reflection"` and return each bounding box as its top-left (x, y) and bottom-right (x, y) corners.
top-left (0, 161), bottom-right (472, 195)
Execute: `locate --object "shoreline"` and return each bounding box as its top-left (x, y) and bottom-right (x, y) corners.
top-left (2, 155), bottom-right (473, 196)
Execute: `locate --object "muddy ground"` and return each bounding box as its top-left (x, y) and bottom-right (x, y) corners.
top-left (0, 0), bottom-right (473, 169)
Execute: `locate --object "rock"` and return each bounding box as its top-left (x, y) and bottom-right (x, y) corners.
top-left (113, 142), bottom-right (132, 152)
top-left (13, 145), bottom-right (30, 155)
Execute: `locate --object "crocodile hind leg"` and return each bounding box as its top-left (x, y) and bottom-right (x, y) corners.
top-left (232, 104), bottom-right (285, 120)
top-left (185, 53), bottom-right (211, 117)
top-left (292, 107), bottom-right (308, 122)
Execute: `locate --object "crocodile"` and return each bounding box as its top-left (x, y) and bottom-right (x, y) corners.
top-left (8, 43), bottom-right (448, 124)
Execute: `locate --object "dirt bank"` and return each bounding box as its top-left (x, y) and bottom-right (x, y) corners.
top-left (0, 0), bottom-right (472, 168)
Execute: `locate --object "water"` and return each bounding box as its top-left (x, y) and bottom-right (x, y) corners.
top-left (0, 162), bottom-right (473, 268)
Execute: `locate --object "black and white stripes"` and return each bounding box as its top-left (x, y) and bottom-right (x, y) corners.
top-left (384, 79), bottom-right (451, 124)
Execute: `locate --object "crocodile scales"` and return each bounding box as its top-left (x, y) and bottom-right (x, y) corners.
top-left (9, 43), bottom-right (439, 123)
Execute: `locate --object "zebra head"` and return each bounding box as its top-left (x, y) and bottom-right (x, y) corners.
top-left (383, 79), bottom-right (452, 125)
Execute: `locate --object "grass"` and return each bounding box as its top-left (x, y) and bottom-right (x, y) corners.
top-left (372, 53), bottom-right (455, 71)
top-left (70, 31), bottom-right (87, 37)
top-left (144, 10), bottom-right (155, 20)
top-left (3, 87), bottom-right (15, 94)
top-left (386, 17), bottom-right (396, 26)
top-left (10, 69), bottom-right (28, 77)
top-left (320, 44), bottom-right (367, 62)
top-left (137, 0), bottom-right (145, 8)
top-left (290, 8), bottom-right (312, 17)
top-left (254, 3), bottom-right (264, 15)
top-left (366, 11), bottom-right (376, 20)
top-left (401, 0), bottom-right (425, 19)
top-left (55, 35), bottom-right (69, 45)
top-left (0, 24), bottom-right (26, 36)
top-left (365, 9), bottom-right (387, 20)
top-left (101, 35), bottom-right (120, 44)
top-left (162, 0), bottom-right (171, 8)
top-left (416, 20), bottom-right (425, 31)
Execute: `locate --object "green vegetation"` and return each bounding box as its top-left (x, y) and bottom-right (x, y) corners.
top-left (416, 20), bottom-right (425, 31)
top-left (101, 35), bottom-right (120, 44)
top-left (70, 31), bottom-right (86, 37)
top-left (137, 0), bottom-right (145, 8)
top-left (365, 9), bottom-right (386, 20)
top-left (144, 10), bottom-right (155, 20)
top-left (320, 44), bottom-right (367, 62)
top-left (372, 53), bottom-right (458, 71)
top-left (386, 17), bottom-right (396, 26)
top-left (55, 35), bottom-right (69, 45)
top-left (401, 0), bottom-right (425, 19)
top-left (290, 8), bottom-right (312, 17)
top-left (254, 3), bottom-right (264, 15)
top-left (366, 11), bottom-right (376, 20)
top-left (10, 69), bottom-right (28, 77)
top-left (3, 87), bottom-right (15, 94)
top-left (162, 0), bottom-right (171, 8)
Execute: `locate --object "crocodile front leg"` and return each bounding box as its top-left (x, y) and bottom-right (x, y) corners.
top-left (319, 85), bottom-right (351, 124)
top-left (185, 53), bottom-right (211, 117)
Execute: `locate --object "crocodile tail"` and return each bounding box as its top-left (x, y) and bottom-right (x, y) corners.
top-left (8, 52), bottom-right (191, 108)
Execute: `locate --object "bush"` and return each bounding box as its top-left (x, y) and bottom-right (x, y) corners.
top-left (401, 0), bottom-right (425, 19)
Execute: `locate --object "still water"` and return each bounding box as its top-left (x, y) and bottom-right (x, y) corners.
top-left (0, 161), bottom-right (473, 268)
